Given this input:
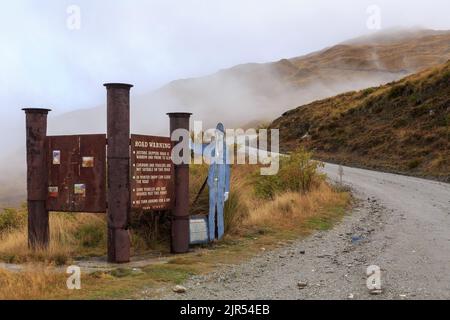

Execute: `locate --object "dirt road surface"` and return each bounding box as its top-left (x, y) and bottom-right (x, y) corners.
top-left (160, 164), bottom-right (450, 300)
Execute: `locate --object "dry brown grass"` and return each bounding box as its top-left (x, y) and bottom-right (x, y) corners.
top-left (0, 154), bottom-right (350, 299)
top-left (0, 266), bottom-right (66, 300)
top-left (0, 212), bottom-right (106, 264)
top-left (245, 181), bottom-right (345, 230)
top-left (188, 151), bottom-right (347, 236)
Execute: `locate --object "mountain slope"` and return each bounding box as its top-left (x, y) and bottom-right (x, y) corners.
top-left (53, 29), bottom-right (450, 135)
top-left (271, 61), bottom-right (450, 181)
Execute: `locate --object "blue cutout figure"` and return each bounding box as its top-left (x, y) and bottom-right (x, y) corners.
top-left (190, 123), bottom-right (231, 242)
top-left (207, 123), bottom-right (230, 241)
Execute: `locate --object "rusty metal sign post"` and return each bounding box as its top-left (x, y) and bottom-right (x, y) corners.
top-left (105, 83), bottom-right (133, 263)
top-left (23, 108), bottom-right (51, 249)
top-left (168, 113), bottom-right (191, 254)
top-left (23, 84), bottom-right (192, 262)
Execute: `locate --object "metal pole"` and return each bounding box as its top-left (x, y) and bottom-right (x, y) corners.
top-left (167, 112), bottom-right (192, 253)
top-left (104, 83), bottom-right (133, 263)
top-left (23, 108), bottom-right (51, 249)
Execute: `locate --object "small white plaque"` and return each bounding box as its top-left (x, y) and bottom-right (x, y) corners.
top-left (189, 215), bottom-right (209, 245)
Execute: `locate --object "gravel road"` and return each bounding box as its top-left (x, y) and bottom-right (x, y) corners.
top-left (161, 164), bottom-right (450, 300)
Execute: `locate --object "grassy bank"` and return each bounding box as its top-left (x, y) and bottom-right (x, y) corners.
top-left (0, 149), bottom-right (350, 299)
top-left (272, 61), bottom-right (450, 181)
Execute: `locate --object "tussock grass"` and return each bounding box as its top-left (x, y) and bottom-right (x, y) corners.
top-left (245, 181), bottom-right (347, 231)
top-left (0, 149), bottom-right (350, 299)
top-left (0, 266), bottom-right (66, 300)
top-left (0, 212), bottom-right (106, 264)
top-left (272, 60), bottom-right (450, 181)
top-left (189, 148), bottom-right (348, 236)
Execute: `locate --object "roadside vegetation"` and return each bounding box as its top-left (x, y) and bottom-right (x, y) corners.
top-left (272, 60), bottom-right (450, 181)
top-left (0, 148), bottom-right (350, 299)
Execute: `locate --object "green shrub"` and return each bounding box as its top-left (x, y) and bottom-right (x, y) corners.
top-left (254, 148), bottom-right (324, 199)
top-left (407, 159), bottom-right (421, 170)
top-left (254, 174), bottom-right (282, 200)
top-left (75, 224), bottom-right (105, 248)
top-left (0, 208), bottom-right (26, 233)
top-left (280, 148), bottom-right (324, 193)
top-left (361, 87), bottom-right (376, 97)
top-left (441, 70), bottom-right (450, 82)
top-left (408, 93), bottom-right (423, 105)
top-left (388, 82), bottom-right (413, 99)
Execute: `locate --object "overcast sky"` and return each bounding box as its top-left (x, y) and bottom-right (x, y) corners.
top-left (0, 0), bottom-right (449, 134)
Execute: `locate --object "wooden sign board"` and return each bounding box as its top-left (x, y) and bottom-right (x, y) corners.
top-left (46, 134), bottom-right (107, 212)
top-left (130, 134), bottom-right (174, 211)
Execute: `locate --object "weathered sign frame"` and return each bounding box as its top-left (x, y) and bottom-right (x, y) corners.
top-left (46, 134), bottom-right (107, 213)
top-left (23, 85), bottom-right (193, 262)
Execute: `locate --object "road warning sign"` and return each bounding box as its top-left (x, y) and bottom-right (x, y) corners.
top-left (130, 134), bottom-right (174, 211)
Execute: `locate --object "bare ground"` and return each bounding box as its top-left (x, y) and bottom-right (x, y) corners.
top-left (158, 164), bottom-right (450, 300)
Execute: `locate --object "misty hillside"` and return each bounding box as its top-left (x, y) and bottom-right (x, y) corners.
top-left (272, 60), bottom-right (450, 181)
top-left (2, 28), bottom-right (450, 206)
top-left (53, 28), bottom-right (450, 135)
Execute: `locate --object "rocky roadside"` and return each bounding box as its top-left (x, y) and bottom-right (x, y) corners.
top-left (151, 190), bottom-right (398, 300)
